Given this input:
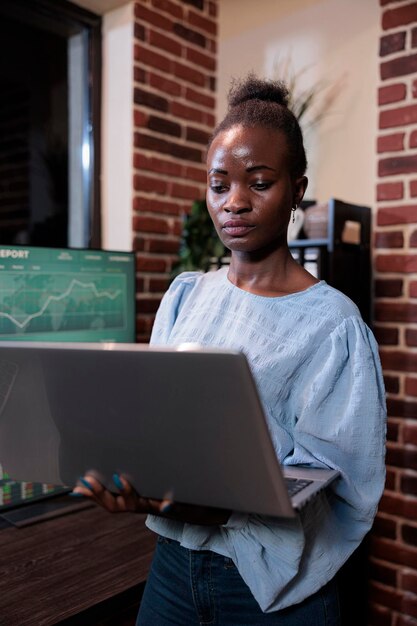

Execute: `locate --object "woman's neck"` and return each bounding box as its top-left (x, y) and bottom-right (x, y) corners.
top-left (227, 247), bottom-right (318, 297)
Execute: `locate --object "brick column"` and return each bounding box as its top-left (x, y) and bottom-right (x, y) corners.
top-left (132, 0), bottom-right (217, 341)
top-left (371, 1), bottom-right (417, 625)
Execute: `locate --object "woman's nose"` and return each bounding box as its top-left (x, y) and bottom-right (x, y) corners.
top-left (224, 186), bottom-right (251, 213)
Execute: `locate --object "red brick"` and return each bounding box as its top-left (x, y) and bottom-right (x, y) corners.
top-left (380, 31), bottom-right (407, 57)
top-left (136, 294), bottom-right (163, 311)
top-left (384, 374), bottom-right (401, 393)
top-left (149, 276), bottom-right (170, 292)
top-left (133, 173), bottom-right (168, 194)
top-left (375, 230), bottom-right (404, 248)
top-left (171, 101), bottom-right (205, 124)
top-left (388, 419), bottom-right (400, 441)
top-left (149, 71), bottom-right (181, 97)
top-left (188, 9), bottom-right (217, 36)
top-left (377, 132), bottom-right (405, 152)
top-left (133, 195), bottom-right (183, 216)
top-left (186, 125), bottom-right (211, 144)
top-left (411, 130), bottom-right (417, 147)
top-left (405, 377), bottom-right (417, 397)
top-left (371, 536), bottom-right (417, 568)
top-left (147, 114), bottom-right (182, 137)
top-left (385, 443), bottom-right (417, 473)
top-left (385, 467), bottom-right (397, 489)
top-left (379, 155), bottom-right (417, 176)
top-left (410, 181), bottom-right (417, 197)
top-left (134, 66), bottom-right (147, 84)
top-left (133, 109), bottom-right (149, 127)
top-left (379, 83), bottom-right (407, 104)
top-left (135, 132), bottom-right (203, 162)
top-left (375, 278), bottom-right (403, 296)
top-left (149, 29), bottom-right (182, 56)
top-left (134, 43), bottom-right (172, 73)
top-left (133, 153), bottom-right (182, 177)
top-left (170, 181), bottom-right (201, 199)
top-left (173, 22), bottom-right (206, 48)
top-left (375, 301), bottom-right (417, 320)
top-left (403, 571), bottom-right (417, 595)
top-left (134, 3), bottom-right (173, 31)
top-left (374, 325), bottom-right (399, 345)
top-left (134, 22), bottom-right (146, 41)
top-left (382, 3), bottom-right (417, 30)
top-left (147, 237), bottom-right (179, 254)
top-left (184, 165), bottom-right (207, 183)
top-left (403, 425), bottom-right (417, 448)
top-left (368, 604), bottom-right (392, 626)
top-left (377, 205), bottom-right (417, 225)
top-left (173, 60), bottom-right (206, 86)
top-left (134, 88), bottom-right (169, 112)
top-left (377, 254), bottom-right (417, 273)
top-left (208, 1), bottom-right (217, 17)
top-left (402, 470), bottom-right (417, 493)
top-left (377, 181), bottom-right (404, 200)
top-left (185, 46), bottom-right (216, 71)
top-left (413, 26), bottom-right (417, 47)
top-left (380, 349), bottom-right (417, 371)
top-left (410, 230), bottom-right (417, 246)
top-left (413, 79), bottom-right (417, 98)
top-left (185, 86), bottom-right (215, 109)
top-left (406, 328), bottom-right (417, 345)
top-left (373, 514), bottom-right (398, 539)
top-left (151, 0), bottom-right (183, 19)
top-left (387, 397), bottom-right (417, 417)
top-left (379, 103), bottom-right (417, 128)
top-left (133, 215), bottom-right (170, 234)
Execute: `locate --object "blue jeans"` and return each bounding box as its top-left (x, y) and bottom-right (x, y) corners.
top-left (136, 536), bottom-right (341, 625)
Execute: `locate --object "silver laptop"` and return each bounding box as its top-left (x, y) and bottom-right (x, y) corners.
top-left (0, 342), bottom-right (339, 518)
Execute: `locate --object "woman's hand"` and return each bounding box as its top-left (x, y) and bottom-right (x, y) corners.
top-left (72, 473), bottom-right (231, 525)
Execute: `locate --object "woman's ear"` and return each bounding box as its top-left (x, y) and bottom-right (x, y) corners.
top-left (293, 176), bottom-right (308, 206)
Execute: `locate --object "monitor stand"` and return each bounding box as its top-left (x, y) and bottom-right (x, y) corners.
top-left (0, 494), bottom-right (94, 527)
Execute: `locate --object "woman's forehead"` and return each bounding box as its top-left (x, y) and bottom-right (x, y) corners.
top-left (207, 125), bottom-right (288, 168)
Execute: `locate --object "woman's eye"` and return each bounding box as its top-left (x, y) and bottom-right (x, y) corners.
top-left (210, 184), bottom-right (227, 194)
top-left (252, 182), bottom-right (270, 191)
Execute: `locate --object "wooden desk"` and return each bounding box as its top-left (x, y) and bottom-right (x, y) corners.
top-left (0, 501), bottom-right (156, 626)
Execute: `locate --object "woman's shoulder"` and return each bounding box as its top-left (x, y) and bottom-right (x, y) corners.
top-left (169, 268), bottom-right (226, 294)
top-left (302, 280), bottom-right (362, 323)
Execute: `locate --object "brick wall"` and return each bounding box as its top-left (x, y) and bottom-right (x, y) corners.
top-left (132, 0), bottom-right (217, 341)
top-left (371, 1), bottom-right (417, 624)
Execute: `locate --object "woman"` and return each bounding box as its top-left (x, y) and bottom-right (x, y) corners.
top-left (74, 75), bottom-right (386, 625)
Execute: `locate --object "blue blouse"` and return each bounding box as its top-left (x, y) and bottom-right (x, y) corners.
top-left (146, 268), bottom-right (387, 613)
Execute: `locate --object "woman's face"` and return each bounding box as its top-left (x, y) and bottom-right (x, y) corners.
top-left (206, 125), bottom-right (307, 255)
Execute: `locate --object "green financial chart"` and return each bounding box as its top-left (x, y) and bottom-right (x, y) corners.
top-left (0, 246), bottom-right (136, 342)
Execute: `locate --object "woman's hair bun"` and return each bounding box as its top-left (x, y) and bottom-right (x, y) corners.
top-left (228, 73), bottom-right (290, 109)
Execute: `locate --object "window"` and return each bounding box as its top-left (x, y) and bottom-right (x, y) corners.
top-left (0, 0), bottom-right (101, 248)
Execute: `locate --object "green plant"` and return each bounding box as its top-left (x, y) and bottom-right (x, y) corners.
top-left (171, 200), bottom-right (226, 278)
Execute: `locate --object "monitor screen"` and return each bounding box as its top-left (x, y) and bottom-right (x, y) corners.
top-left (0, 245), bottom-right (136, 513)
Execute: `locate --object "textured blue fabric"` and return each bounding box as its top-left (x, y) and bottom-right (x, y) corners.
top-left (146, 268), bottom-right (387, 613)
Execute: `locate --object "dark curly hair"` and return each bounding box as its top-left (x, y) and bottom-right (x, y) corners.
top-left (209, 74), bottom-right (307, 179)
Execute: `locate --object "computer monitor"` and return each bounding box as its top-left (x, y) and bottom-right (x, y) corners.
top-left (0, 244), bottom-right (136, 515)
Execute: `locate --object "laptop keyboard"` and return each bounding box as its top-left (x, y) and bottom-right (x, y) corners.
top-left (285, 477), bottom-right (313, 497)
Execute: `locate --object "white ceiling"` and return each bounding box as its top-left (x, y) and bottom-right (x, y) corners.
top-left (71, 0), bottom-right (131, 16)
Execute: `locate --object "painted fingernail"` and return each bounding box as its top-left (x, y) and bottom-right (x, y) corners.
top-left (69, 491), bottom-right (84, 497)
top-left (161, 502), bottom-right (173, 513)
top-left (112, 473), bottom-right (124, 491)
top-left (79, 477), bottom-right (93, 490)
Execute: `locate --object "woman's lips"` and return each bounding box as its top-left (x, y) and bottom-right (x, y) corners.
top-left (222, 221), bottom-right (255, 236)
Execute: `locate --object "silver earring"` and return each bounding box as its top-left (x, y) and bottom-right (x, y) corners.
top-left (292, 205), bottom-right (297, 223)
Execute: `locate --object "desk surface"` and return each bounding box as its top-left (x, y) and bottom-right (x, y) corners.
top-left (0, 501), bottom-right (156, 626)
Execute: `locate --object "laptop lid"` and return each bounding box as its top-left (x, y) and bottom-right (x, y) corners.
top-left (0, 342), bottom-right (338, 518)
